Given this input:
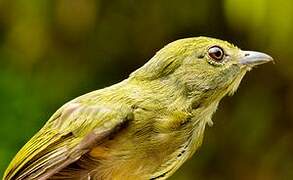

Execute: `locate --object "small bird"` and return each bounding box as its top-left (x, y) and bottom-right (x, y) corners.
top-left (3, 37), bottom-right (273, 180)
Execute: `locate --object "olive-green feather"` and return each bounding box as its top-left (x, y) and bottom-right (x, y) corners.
top-left (3, 91), bottom-right (133, 180)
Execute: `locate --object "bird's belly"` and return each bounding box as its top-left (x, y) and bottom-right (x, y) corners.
top-left (87, 128), bottom-right (197, 180)
top-left (88, 140), bottom-right (162, 179)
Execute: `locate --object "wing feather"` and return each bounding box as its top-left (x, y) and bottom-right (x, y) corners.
top-left (3, 100), bottom-right (132, 180)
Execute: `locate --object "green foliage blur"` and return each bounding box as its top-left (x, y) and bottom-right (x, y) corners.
top-left (0, 0), bottom-right (292, 179)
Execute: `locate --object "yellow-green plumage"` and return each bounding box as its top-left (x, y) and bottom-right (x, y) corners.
top-left (3, 37), bottom-right (272, 180)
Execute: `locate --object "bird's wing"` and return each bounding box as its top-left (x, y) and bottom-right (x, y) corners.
top-left (3, 100), bottom-right (133, 180)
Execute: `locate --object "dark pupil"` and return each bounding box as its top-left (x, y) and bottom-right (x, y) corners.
top-left (214, 50), bottom-right (222, 58)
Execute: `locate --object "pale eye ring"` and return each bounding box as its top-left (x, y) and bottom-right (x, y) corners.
top-left (208, 46), bottom-right (225, 61)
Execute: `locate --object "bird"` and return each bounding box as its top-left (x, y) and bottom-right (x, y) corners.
top-left (3, 37), bottom-right (273, 180)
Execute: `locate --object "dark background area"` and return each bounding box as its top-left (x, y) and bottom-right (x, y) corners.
top-left (0, 0), bottom-right (292, 179)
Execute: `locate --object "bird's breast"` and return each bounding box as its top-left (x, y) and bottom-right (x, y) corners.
top-left (87, 106), bottom-right (208, 179)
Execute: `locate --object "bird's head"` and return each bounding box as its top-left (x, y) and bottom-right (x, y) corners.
top-left (131, 37), bottom-right (273, 104)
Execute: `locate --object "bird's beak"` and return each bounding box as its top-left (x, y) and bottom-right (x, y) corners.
top-left (239, 51), bottom-right (273, 66)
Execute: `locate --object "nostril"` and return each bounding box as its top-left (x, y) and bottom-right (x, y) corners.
top-left (244, 53), bottom-right (250, 57)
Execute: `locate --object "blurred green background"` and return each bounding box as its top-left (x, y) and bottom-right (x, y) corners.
top-left (0, 0), bottom-right (292, 179)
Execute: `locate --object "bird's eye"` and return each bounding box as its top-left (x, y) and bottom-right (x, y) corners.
top-left (208, 46), bottom-right (224, 61)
